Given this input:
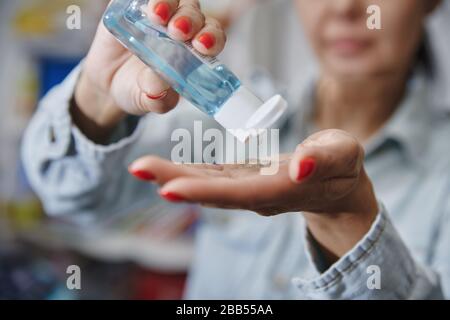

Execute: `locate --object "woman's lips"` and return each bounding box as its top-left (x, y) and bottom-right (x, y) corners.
top-left (327, 38), bottom-right (371, 56)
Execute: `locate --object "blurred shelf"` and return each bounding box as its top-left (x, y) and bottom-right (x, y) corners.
top-left (13, 203), bottom-right (199, 273)
top-left (16, 224), bottom-right (194, 273)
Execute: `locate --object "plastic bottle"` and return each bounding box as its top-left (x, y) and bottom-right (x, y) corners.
top-left (103, 0), bottom-right (287, 142)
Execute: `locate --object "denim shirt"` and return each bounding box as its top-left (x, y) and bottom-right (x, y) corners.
top-left (22, 65), bottom-right (450, 299)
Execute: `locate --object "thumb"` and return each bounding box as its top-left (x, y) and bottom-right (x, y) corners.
top-left (288, 129), bottom-right (365, 185)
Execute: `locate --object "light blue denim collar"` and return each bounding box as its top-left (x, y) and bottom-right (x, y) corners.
top-left (364, 70), bottom-right (432, 167)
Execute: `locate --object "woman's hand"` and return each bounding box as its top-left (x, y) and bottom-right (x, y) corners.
top-left (72, 0), bottom-right (226, 142)
top-left (129, 129), bottom-right (379, 262)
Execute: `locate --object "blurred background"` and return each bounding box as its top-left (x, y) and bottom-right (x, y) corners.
top-left (0, 0), bottom-right (449, 299)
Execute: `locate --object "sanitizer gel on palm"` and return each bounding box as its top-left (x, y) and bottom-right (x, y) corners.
top-left (103, 0), bottom-right (287, 142)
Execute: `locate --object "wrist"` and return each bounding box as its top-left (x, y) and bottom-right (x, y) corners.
top-left (72, 71), bottom-right (127, 143)
top-left (303, 169), bottom-right (379, 260)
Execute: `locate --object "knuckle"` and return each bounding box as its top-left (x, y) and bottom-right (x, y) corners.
top-left (180, 8), bottom-right (204, 28)
top-left (347, 144), bottom-right (360, 165)
top-left (324, 128), bottom-right (342, 138)
top-left (183, 0), bottom-right (201, 9)
top-left (206, 17), bottom-right (222, 29)
top-left (346, 139), bottom-right (364, 174)
top-left (330, 128), bottom-right (349, 137)
top-left (321, 151), bottom-right (334, 175)
top-left (179, 2), bottom-right (201, 15)
top-left (349, 138), bottom-right (363, 157)
top-left (323, 180), bottom-right (344, 201)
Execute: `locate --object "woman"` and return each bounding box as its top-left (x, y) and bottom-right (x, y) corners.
top-left (22, 0), bottom-right (450, 299)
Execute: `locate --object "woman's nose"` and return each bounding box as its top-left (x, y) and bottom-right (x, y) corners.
top-left (331, 0), bottom-right (365, 19)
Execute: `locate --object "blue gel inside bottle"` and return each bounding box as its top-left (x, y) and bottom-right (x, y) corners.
top-left (103, 0), bottom-right (241, 116)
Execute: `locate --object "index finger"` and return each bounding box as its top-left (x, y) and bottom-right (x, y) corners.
top-left (159, 163), bottom-right (293, 209)
top-left (147, 0), bottom-right (180, 25)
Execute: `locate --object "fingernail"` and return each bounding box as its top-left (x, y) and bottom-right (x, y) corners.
top-left (174, 17), bottom-right (192, 35)
top-left (129, 169), bottom-right (156, 181)
top-left (159, 190), bottom-right (186, 203)
top-left (197, 33), bottom-right (216, 50)
top-left (154, 2), bottom-right (170, 22)
top-left (297, 158), bottom-right (315, 181)
top-left (146, 90), bottom-right (168, 100)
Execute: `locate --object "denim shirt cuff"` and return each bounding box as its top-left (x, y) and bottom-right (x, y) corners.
top-left (293, 203), bottom-right (419, 299)
top-left (71, 116), bottom-right (144, 162)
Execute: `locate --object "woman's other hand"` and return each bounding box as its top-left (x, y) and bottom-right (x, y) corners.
top-left (128, 129), bottom-right (379, 262)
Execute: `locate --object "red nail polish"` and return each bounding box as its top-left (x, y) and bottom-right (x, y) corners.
top-left (174, 17), bottom-right (192, 35)
top-left (297, 158), bottom-right (315, 181)
top-left (129, 169), bottom-right (156, 181)
top-left (197, 33), bottom-right (216, 50)
top-left (146, 90), bottom-right (168, 100)
top-left (159, 190), bottom-right (186, 202)
top-left (154, 2), bottom-right (170, 22)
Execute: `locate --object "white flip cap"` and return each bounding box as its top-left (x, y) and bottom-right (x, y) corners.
top-left (213, 86), bottom-right (288, 142)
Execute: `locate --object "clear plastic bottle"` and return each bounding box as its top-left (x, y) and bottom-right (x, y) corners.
top-left (103, 0), bottom-right (287, 141)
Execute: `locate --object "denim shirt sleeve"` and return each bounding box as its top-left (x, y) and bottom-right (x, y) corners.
top-left (432, 196), bottom-right (450, 298)
top-left (293, 203), bottom-right (444, 299)
top-left (21, 64), bottom-right (155, 225)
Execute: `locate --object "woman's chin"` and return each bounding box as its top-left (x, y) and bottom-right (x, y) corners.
top-left (324, 60), bottom-right (382, 81)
